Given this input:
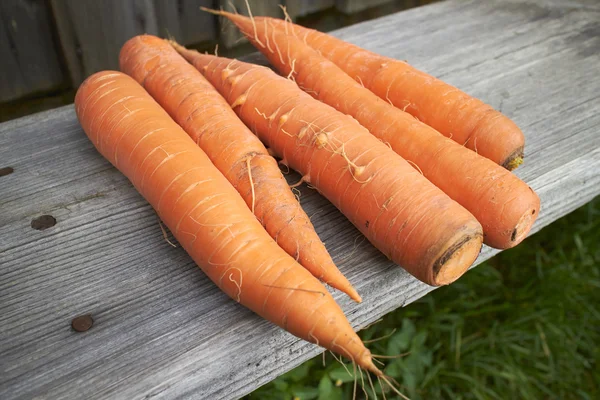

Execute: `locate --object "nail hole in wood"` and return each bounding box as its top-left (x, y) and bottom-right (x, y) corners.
top-left (0, 167), bottom-right (14, 177)
top-left (71, 314), bottom-right (94, 332)
top-left (31, 215), bottom-right (56, 230)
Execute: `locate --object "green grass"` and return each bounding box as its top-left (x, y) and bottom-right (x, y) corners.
top-left (248, 198), bottom-right (600, 400)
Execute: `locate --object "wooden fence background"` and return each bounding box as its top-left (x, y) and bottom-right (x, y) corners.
top-left (0, 0), bottom-right (432, 108)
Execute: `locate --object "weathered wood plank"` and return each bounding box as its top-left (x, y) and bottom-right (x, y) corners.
top-left (153, 0), bottom-right (216, 45)
top-left (286, 0), bottom-right (335, 19)
top-left (335, 0), bottom-right (395, 14)
top-left (0, 0), bottom-right (66, 102)
top-left (50, 0), bottom-right (159, 86)
top-left (1, 0), bottom-right (599, 398)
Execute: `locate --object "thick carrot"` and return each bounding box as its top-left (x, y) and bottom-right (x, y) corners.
top-left (212, 11), bottom-right (540, 249)
top-left (118, 35), bottom-right (361, 302)
top-left (255, 13), bottom-right (526, 170)
top-left (171, 45), bottom-right (484, 286)
top-left (74, 70), bottom-right (379, 374)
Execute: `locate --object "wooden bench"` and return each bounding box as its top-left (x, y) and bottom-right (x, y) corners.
top-left (1, 0), bottom-right (599, 398)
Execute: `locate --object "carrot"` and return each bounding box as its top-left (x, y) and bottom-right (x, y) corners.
top-left (211, 11), bottom-right (540, 249)
top-left (74, 70), bottom-right (380, 375)
top-left (118, 35), bottom-right (361, 302)
top-left (171, 45), bottom-right (484, 286)
top-left (252, 12), bottom-right (526, 170)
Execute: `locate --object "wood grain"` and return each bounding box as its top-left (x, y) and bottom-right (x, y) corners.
top-left (153, 0), bottom-right (216, 45)
top-left (1, 0), bottom-right (599, 398)
top-left (50, 0), bottom-right (159, 86)
top-left (0, 0), bottom-right (66, 102)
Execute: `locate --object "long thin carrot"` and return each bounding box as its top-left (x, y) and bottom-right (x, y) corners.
top-left (118, 35), bottom-right (361, 302)
top-left (254, 12), bottom-right (526, 170)
top-left (74, 70), bottom-right (380, 374)
top-left (171, 46), bottom-right (484, 286)
top-left (211, 11), bottom-right (540, 249)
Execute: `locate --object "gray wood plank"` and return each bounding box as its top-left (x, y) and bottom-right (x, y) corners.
top-left (0, 0), bottom-right (66, 102)
top-left (335, 0), bottom-right (395, 14)
top-left (153, 0), bottom-right (216, 45)
top-left (286, 0), bottom-right (335, 19)
top-left (1, 0), bottom-right (599, 398)
top-left (50, 0), bottom-right (159, 86)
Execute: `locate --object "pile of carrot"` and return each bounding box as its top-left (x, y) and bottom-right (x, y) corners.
top-left (74, 5), bottom-right (539, 393)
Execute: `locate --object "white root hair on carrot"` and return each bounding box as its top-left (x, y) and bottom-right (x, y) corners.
top-left (302, 30), bottom-right (310, 46)
top-left (356, 75), bottom-right (365, 88)
top-left (473, 137), bottom-right (478, 154)
top-left (358, 367), bottom-right (368, 400)
top-left (222, 268), bottom-right (243, 302)
top-left (245, 155), bottom-right (256, 213)
top-left (338, 144), bottom-right (372, 184)
top-left (286, 58), bottom-right (297, 82)
top-left (353, 362), bottom-right (359, 400)
top-left (243, 0), bottom-right (265, 48)
top-left (402, 102), bottom-right (411, 112)
top-left (213, 43), bottom-right (218, 56)
top-left (272, 29), bottom-right (286, 65)
top-left (254, 107), bottom-right (269, 120)
top-left (385, 85), bottom-right (394, 106)
top-left (263, 18), bottom-right (274, 53)
top-left (373, 358), bottom-right (385, 366)
top-left (292, 185), bottom-right (301, 201)
top-left (225, 1), bottom-right (237, 14)
top-left (406, 159), bottom-right (424, 175)
top-left (380, 375), bottom-right (410, 400)
top-left (308, 329), bottom-right (320, 347)
top-left (298, 84), bottom-right (318, 96)
top-left (364, 329), bottom-right (398, 344)
top-left (157, 216), bottom-right (178, 248)
top-left (289, 176), bottom-right (304, 189)
top-left (278, 5), bottom-right (292, 33)
top-left (377, 375), bottom-right (387, 400)
top-left (366, 370), bottom-right (377, 400)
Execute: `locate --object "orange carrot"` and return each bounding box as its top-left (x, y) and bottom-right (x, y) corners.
top-left (118, 35), bottom-right (361, 302)
top-left (74, 70), bottom-right (380, 375)
top-left (171, 46), bottom-right (484, 286)
top-left (212, 11), bottom-right (540, 249)
top-left (256, 13), bottom-right (526, 170)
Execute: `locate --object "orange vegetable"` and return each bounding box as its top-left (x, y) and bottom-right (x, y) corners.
top-left (171, 45), bottom-right (484, 286)
top-left (74, 71), bottom-right (379, 374)
top-left (258, 14), bottom-right (526, 170)
top-left (119, 35), bottom-right (360, 302)
top-left (213, 11), bottom-right (540, 249)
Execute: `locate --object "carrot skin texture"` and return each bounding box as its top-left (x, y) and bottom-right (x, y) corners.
top-left (261, 16), bottom-right (525, 170)
top-left (75, 71), bottom-right (378, 373)
top-left (118, 35), bottom-right (361, 302)
top-left (218, 12), bottom-right (540, 249)
top-left (173, 47), bottom-right (484, 286)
